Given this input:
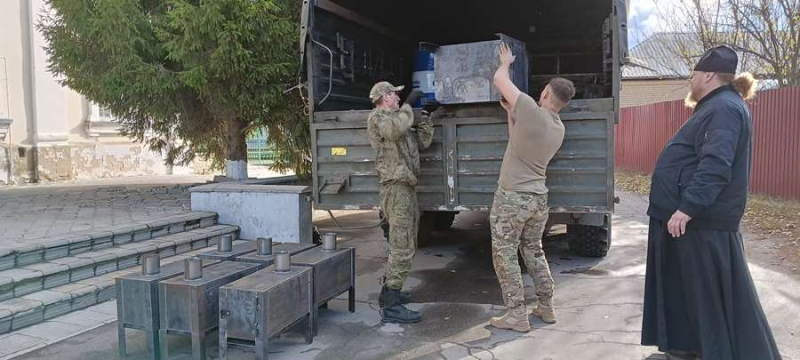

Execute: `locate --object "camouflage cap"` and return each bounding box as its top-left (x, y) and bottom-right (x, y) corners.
top-left (369, 81), bottom-right (405, 103)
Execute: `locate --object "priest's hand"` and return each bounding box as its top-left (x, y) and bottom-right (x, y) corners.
top-left (668, 210), bottom-right (692, 238)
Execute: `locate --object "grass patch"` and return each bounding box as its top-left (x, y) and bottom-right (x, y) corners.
top-left (615, 170), bottom-right (651, 195)
top-left (744, 195), bottom-right (800, 244)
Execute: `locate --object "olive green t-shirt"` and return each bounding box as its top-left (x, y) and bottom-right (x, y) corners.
top-left (498, 93), bottom-right (565, 194)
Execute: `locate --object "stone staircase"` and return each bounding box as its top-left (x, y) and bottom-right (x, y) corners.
top-left (0, 212), bottom-right (238, 335)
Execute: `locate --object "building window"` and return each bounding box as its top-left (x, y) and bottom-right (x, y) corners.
top-left (87, 100), bottom-right (122, 137)
top-left (90, 102), bottom-right (116, 122)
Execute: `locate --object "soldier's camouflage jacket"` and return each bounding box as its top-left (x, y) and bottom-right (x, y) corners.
top-left (367, 104), bottom-right (434, 186)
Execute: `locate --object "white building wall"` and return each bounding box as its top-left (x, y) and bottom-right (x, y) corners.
top-left (0, 0), bottom-right (207, 184)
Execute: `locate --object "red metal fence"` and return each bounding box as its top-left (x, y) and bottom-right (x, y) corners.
top-left (616, 86), bottom-right (800, 201)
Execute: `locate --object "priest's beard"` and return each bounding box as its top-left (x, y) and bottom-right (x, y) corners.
top-left (684, 89), bottom-right (699, 109)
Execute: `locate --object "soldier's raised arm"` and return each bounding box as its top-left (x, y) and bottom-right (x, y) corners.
top-left (416, 105), bottom-right (437, 150)
top-left (373, 104), bottom-right (414, 142)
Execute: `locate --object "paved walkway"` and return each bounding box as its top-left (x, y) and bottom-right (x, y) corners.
top-left (0, 178), bottom-right (205, 244)
top-left (9, 191), bottom-right (800, 360)
top-left (0, 169), bottom-right (288, 245)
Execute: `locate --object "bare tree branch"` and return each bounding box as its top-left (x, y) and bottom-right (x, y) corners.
top-left (643, 0), bottom-right (800, 86)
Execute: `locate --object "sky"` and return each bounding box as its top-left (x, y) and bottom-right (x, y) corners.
top-left (628, 0), bottom-right (680, 47)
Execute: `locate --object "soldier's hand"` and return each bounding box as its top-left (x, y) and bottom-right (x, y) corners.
top-left (498, 42), bottom-right (516, 65)
top-left (422, 99), bottom-right (440, 114)
top-left (404, 90), bottom-right (424, 106)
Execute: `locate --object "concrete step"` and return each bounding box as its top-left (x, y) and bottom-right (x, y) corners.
top-left (0, 243), bottom-right (242, 336)
top-left (0, 224), bottom-right (238, 303)
top-left (0, 212), bottom-right (218, 270)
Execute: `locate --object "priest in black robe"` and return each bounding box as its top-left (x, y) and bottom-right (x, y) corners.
top-left (641, 45), bottom-right (782, 360)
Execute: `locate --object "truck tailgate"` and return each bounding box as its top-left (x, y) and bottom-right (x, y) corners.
top-left (311, 99), bottom-right (615, 213)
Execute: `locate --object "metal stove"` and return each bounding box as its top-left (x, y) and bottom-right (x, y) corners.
top-left (219, 260), bottom-right (314, 360)
top-left (158, 259), bottom-right (259, 360)
top-left (235, 237), bottom-right (317, 269)
top-left (290, 233), bottom-right (355, 335)
top-left (196, 234), bottom-right (257, 261)
top-left (115, 255), bottom-right (220, 360)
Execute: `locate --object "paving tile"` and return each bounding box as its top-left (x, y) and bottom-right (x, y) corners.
top-left (0, 277), bottom-right (12, 302)
top-left (0, 313), bottom-right (11, 334)
top-left (168, 222), bottom-right (186, 234)
top-left (80, 250), bottom-right (119, 264)
top-left (42, 244), bottom-right (70, 261)
top-left (67, 241), bottom-right (93, 256)
top-left (21, 290), bottom-right (72, 306)
top-left (118, 242), bottom-right (158, 252)
top-left (11, 277), bottom-right (45, 297)
top-left (21, 262), bottom-right (69, 276)
top-left (68, 264), bottom-right (96, 283)
top-left (69, 289), bottom-right (98, 310)
top-left (96, 282), bottom-right (116, 303)
top-left (75, 277), bottom-right (111, 287)
top-left (64, 234), bottom-right (92, 246)
top-left (90, 232), bottom-right (114, 250)
top-left (0, 333), bottom-right (45, 357)
top-left (0, 298), bottom-right (43, 315)
top-left (0, 255), bottom-right (15, 271)
top-left (49, 308), bottom-right (115, 328)
top-left (86, 299), bottom-right (117, 315)
top-left (15, 320), bottom-right (86, 342)
top-left (15, 248), bottom-right (45, 267)
top-left (0, 184), bottom-right (203, 334)
top-left (11, 307), bottom-right (44, 330)
top-left (50, 283), bottom-right (97, 300)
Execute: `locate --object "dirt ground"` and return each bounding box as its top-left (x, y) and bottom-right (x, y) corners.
top-left (616, 170), bottom-right (800, 279)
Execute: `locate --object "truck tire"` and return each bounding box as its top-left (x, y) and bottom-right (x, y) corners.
top-left (567, 224), bottom-right (610, 257)
top-left (313, 227), bottom-right (322, 245)
top-left (433, 212), bottom-right (458, 231)
top-left (379, 211), bottom-right (390, 240)
top-left (418, 212), bottom-right (436, 247)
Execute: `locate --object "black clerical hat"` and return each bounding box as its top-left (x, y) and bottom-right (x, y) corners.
top-left (694, 45), bottom-right (738, 74)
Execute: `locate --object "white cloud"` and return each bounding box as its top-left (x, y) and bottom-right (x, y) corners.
top-left (633, 0), bottom-right (722, 35)
top-left (628, 0), bottom-right (659, 45)
top-left (628, 0), bottom-right (695, 45)
top-left (629, 0), bottom-right (656, 19)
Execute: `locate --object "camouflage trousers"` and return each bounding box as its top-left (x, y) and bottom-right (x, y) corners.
top-left (380, 184), bottom-right (419, 290)
top-left (490, 187), bottom-right (555, 310)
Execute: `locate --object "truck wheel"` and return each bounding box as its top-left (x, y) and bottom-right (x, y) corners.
top-left (418, 212), bottom-right (436, 247)
top-left (433, 212), bottom-right (458, 231)
top-left (379, 211), bottom-right (435, 247)
top-left (313, 227), bottom-right (322, 245)
top-left (379, 211), bottom-right (390, 240)
top-left (567, 225), bottom-right (610, 257)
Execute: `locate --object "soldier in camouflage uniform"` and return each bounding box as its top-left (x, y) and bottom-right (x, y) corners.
top-left (490, 188), bottom-right (554, 331)
top-left (367, 81), bottom-right (436, 323)
top-left (489, 43), bottom-right (575, 332)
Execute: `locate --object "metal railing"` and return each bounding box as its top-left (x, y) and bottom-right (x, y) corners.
top-left (246, 129), bottom-right (280, 165)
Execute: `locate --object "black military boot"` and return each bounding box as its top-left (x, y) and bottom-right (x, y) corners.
top-left (378, 286), bottom-right (411, 307)
top-left (381, 288), bottom-right (421, 323)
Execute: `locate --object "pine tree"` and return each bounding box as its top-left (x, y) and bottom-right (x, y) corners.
top-left (39, 0), bottom-right (310, 179)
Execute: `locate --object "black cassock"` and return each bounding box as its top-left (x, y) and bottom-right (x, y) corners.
top-left (641, 86), bottom-right (781, 360)
top-left (642, 219), bottom-right (781, 359)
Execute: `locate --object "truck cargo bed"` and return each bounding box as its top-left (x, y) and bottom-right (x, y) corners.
top-left (300, 0), bottom-right (627, 236)
top-left (311, 99), bottom-right (615, 213)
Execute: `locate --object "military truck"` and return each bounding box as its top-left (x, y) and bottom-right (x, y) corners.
top-left (298, 0), bottom-right (628, 257)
